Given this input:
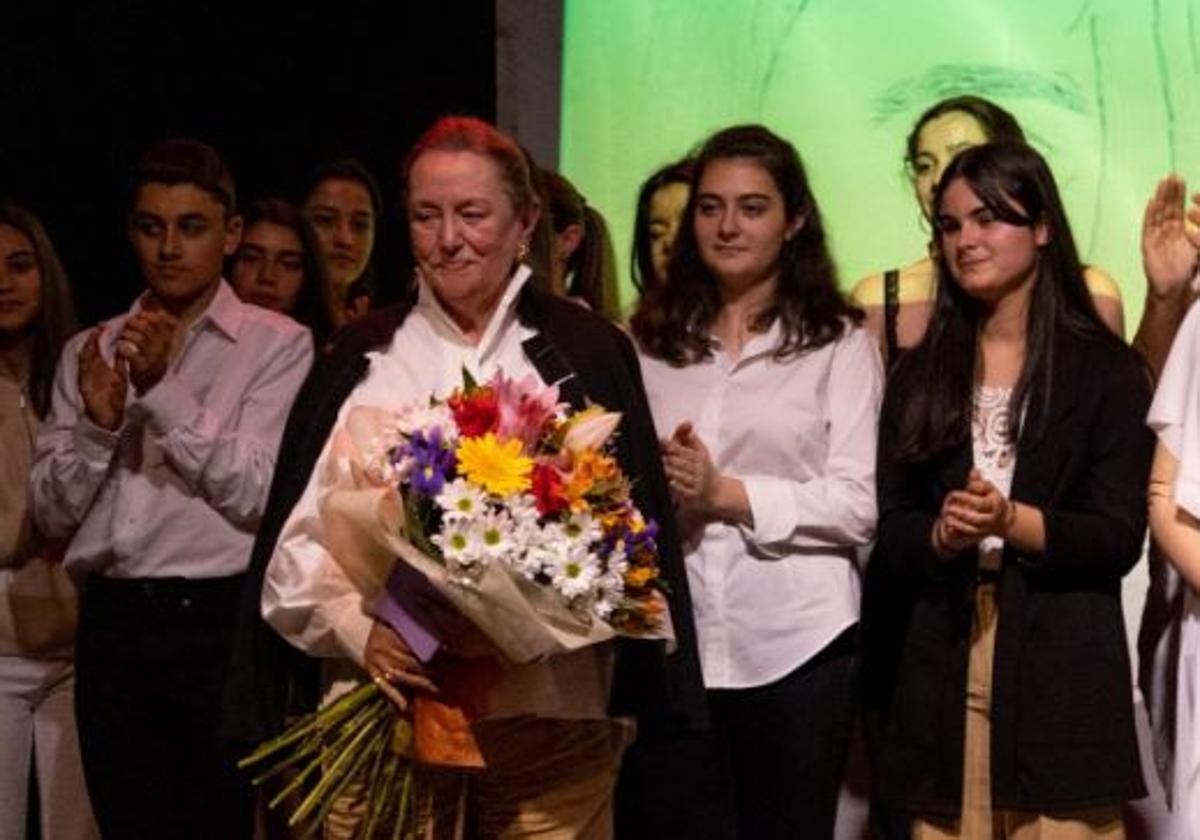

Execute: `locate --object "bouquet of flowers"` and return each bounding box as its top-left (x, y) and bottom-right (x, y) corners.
top-left (241, 369), bottom-right (671, 837)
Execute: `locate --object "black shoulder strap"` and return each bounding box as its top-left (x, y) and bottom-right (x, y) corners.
top-left (522, 331), bottom-right (589, 411)
top-left (884, 268), bottom-right (901, 366)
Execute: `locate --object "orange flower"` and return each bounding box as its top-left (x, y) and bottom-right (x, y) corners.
top-left (563, 450), bottom-right (617, 511)
top-left (625, 566), bottom-right (656, 588)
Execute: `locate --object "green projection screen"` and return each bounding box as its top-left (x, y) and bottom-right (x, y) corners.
top-left (560, 0), bottom-right (1200, 324)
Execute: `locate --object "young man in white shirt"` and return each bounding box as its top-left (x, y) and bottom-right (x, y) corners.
top-left (30, 139), bottom-right (313, 839)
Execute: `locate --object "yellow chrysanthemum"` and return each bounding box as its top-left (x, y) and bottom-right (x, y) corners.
top-left (456, 433), bottom-right (533, 497)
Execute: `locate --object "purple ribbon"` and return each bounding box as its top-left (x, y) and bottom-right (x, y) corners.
top-left (371, 563), bottom-right (443, 663)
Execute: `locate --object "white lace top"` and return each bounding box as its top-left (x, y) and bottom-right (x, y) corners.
top-left (972, 385), bottom-right (1016, 570)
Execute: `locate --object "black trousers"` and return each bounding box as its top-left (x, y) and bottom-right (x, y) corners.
top-left (616, 626), bottom-right (857, 840)
top-left (75, 575), bottom-right (254, 840)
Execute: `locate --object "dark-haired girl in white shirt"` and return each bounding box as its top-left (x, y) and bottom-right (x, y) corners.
top-left (632, 123), bottom-right (882, 840)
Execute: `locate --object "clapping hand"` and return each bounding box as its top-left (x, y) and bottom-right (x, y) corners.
top-left (933, 469), bottom-right (1013, 554)
top-left (114, 295), bottom-right (178, 395)
top-left (662, 421), bottom-right (720, 514)
top-left (77, 326), bottom-right (128, 431)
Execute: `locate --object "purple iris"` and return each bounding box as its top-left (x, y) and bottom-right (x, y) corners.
top-left (600, 516), bottom-right (660, 558)
top-left (403, 427), bottom-right (456, 496)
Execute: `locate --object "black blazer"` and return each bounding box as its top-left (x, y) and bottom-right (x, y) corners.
top-left (862, 325), bottom-right (1153, 816)
top-left (221, 284), bottom-right (707, 745)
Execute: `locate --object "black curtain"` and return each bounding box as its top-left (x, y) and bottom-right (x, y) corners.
top-left (0, 0), bottom-right (497, 325)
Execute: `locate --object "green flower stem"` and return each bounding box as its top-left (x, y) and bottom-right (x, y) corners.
top-left (391, 760), bottom-right (415, 840)
top-left (311, 731), bottom-right (386, 830)
top-left (289, 711), bottom-right (387, 827)
top-left (359, 728), bottom-right (399, 839)
top-left (402, 489), bottom-right (440, 558)
top-left (267, 748), bottom-right (327, 810)
top-left (251, 730), bottom-right (327, 786)
top-left (240, 683), bottom-right (379, 769)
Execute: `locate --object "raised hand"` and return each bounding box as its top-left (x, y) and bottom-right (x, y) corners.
top-left (1141, 175), bottom-right (1200, 302)
top-left (114, 296), bottom-right (178, 395)
top-left (77, 326), bottom-right (128, 431)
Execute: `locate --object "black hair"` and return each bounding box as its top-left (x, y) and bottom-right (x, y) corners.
top-left (904, 95), bottom-right (1026, 174)
top-left (0, 202), bottom-right (78, 418)
top-left (632, 124), bottom-right (860, 366)
top-left (543, 170), bottom-right (620, 319)
top-left (890, 142), bottom-right (1111, 461)
top-left (129, 138), bottom-right (236, 215)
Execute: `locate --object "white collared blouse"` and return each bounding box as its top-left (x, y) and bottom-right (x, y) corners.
top-left (638, 319), bottom-right (883, 689)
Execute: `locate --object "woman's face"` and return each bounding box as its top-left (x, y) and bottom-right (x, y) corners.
top-left (231, 221), bottom-right (306, 314)
top-left (303, 177), bottom-right (375, 294)
top-left (0, 224), bottom-right (42, 337)
top-left (648, 181), bottom-right (690, 284)
top-left (693, 157), bottom-right (799, 293)
top-left (937, 177), bottom-right (1047, 304)
top-left (912, 110), bottom-right (991, 221)
top-left (407, 149), bottom-right (535, 319)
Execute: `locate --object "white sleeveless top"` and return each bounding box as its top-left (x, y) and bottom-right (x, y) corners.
top-left (972, 385), bottom-right (1016, 571)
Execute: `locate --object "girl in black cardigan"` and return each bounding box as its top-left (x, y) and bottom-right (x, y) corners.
top-left (863, 143), bottom-right (1152, 838)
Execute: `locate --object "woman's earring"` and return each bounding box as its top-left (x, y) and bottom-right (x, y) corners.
top-left (517, 242), bottom-right (529, 263)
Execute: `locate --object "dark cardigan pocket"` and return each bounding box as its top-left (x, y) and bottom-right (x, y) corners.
top-left (1019, 642), bottom-right (1125, 746)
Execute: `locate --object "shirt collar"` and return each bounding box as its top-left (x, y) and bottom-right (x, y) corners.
top-left (708, 315), bottom-right (784, 365)
top-left (129, 279), bottom-right (243, 342)
top-left (415, 264), bottom-right (533, 352)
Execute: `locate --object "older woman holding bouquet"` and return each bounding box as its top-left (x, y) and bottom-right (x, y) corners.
top-left (228, 116), bottom-right (704, 839)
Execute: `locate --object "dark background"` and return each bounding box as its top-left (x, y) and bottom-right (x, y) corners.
top-left (0, 1), bottom-right (497, 325)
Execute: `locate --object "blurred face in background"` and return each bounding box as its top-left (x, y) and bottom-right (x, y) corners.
top-left (648, 181), bottom-right (690, 284)
top-left (0, 224), bottom-right (41, 338)
top-left (303, 177), bottom-right (375, 300)
top-left (231, 220), bottom-right (306, 313)
top-left (910, 110), bottom-right (990, 221)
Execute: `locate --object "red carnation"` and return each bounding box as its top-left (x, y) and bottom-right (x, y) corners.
top-left (532, 463), bottom-right (568, 516)
top-left (449, 389), bottom-right (500, 438)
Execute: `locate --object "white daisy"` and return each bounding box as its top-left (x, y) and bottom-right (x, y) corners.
top-left (436, 479), bottom-right (486, 522)
top-left (550, 545), bottom-right (601, 600)
top-left (511, 539), bottom-right (551, 581)
top-left (561, 511), bottom-right (602, 546)
top-left (474, 510), bottom-right (516, 562)
top-left (593, 569), bottom-right (627, 620)
top-left (503, 492), bottom-right (540, 527)
top-left (432, 521), bottom-right (480, 566)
